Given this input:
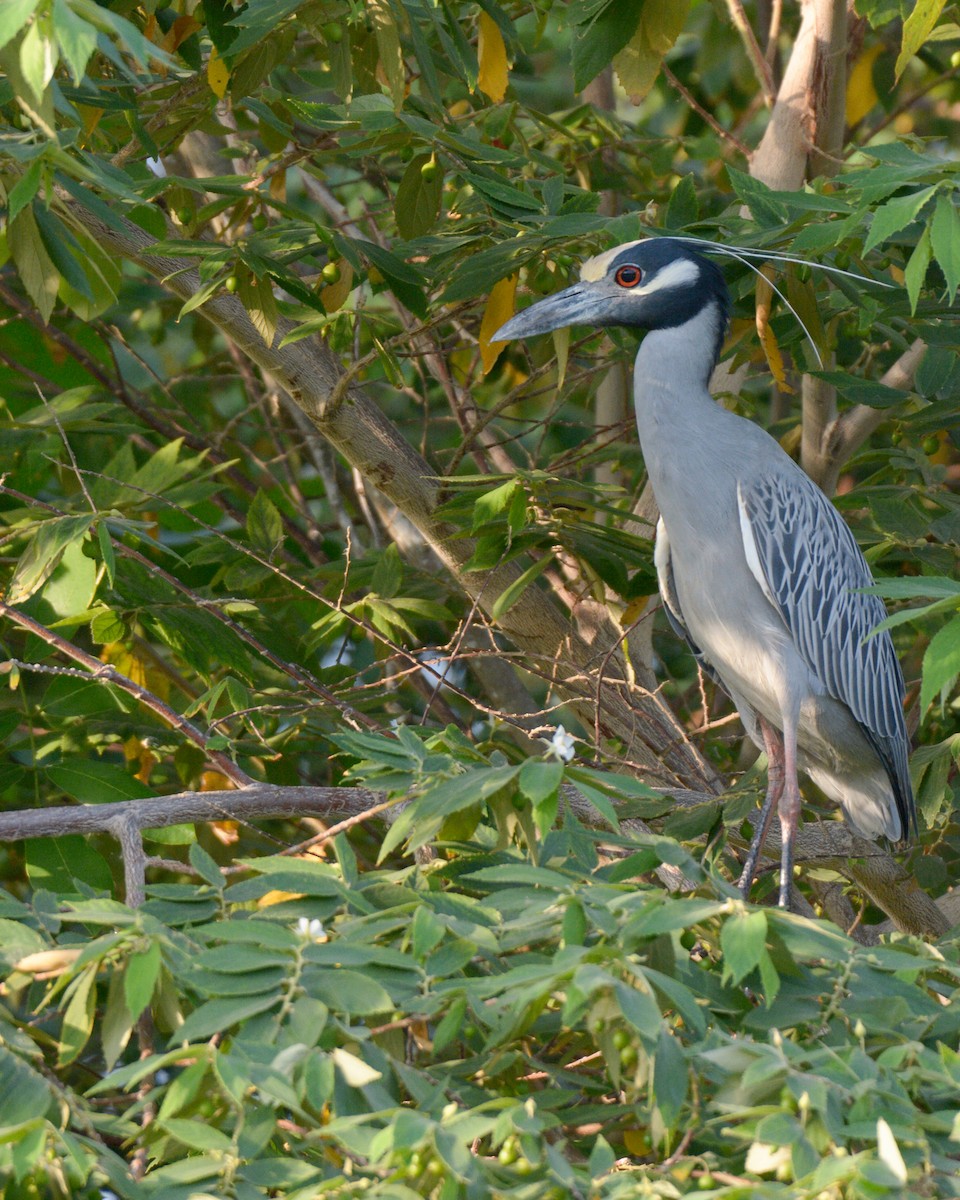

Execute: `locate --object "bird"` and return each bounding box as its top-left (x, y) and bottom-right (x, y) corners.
top-left (492, 237), bottom-right (916, 907)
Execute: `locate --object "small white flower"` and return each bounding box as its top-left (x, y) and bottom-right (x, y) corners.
top-left (296, 917), bottom-right (326, 941)
top-left (544, 724), bottom-right (576, 763)
top-left (145, 156), bottom-right (166, 178)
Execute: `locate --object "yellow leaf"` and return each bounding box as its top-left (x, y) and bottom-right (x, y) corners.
top-left (846, 44), bottom-right (882, 126)
top-left (553, 326), bottom-right (569, 390)
top-left (755, 274), bottom-right (793, 394)
top-left (259, 889), bottom-right (304, 908)
top-left (207, 46), bottom-right (229, 99)
top-left (623, 1128), bottom-right (651, 1156)
top-left (163, 15), bottom-right (202, 53)
top-left (14, 948), bottom-right (82, 975)
top-left (478, 12), bottom-right (508, 103)
top-left (200, 771), bottom-right (234, 792)
top-left (621, 596), bottom-right (652, 627)
top-left (479, 274), bottom-right (517, 375)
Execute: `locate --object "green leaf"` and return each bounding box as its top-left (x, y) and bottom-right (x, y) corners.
top-left (720, 909), bottom-right (768, 985)
top-left (348, 237), bottom-right (428, 317)
top-left (930, 193), bottom-right (960, 302)
top-left (0, 0), bottom-right (39, 52)
top-left (59, 967), bottom-right (97, 1065)
top-left (90, 607), bottom-right (126, 644)
top-left (7, 155), bottom-right (45, 223)
top-left (895, 0), bottom-right (947, 77)
top-left (652, 1026), bottom-right (688, 1126)
top-left (920, 616), bottom-right (960, 712)
top-left (174, 993), bottom-right (280, 1044)
top-left (371, 542), bottom-right (403, 599)
top-left (726, 167), bottom-right (789, 227)
top-left (433, 994), bottom-right (467, 1052)
top-left (395, 154), bottom-right (444, 239)
top-left (18, 17), bottom-right (55, 105)
top-left (306, 968), bottom-right (394, 1016)
top-left (490, 554), bottom-right (553, 620)
top-left (46, 760), bottom-right (151, 805)
top-left (811, 371), bottom-right (910, 408)
top-left (571, 0), bottom-right (644, 91)
top-left (162, 1118), bottom-right (234, 1154)
top-left (0, 1046), bottom-right (53, 1128)
top-left (905, 224), bottom-right (932, 313)
top-left (519, 759), bottom-right (564, 804)
top-left (368, 0), bottom-right (404, 110)
top-left (101, 967), bottom-right (133, 1072)
top-left (52, 0), bottom-right (98, 82)
top-left (614, 978), bottom-right (662, 1046)
top-left (237, 272), bottom-right (278, 345)
top-left (246, 489), bottom-right (284, 556)
top-left (124, 941), bottom-right (161, 1021)
top-left (379, 764), bottom-right (521, 860)
top-left (864, 186), bottom-right (936, 253)
top-left (25, 835), bottom-right (113, 895)
top-left (6, 205), bottom-right (58, 323)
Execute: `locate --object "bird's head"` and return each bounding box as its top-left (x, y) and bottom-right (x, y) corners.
top-left (492, 237), bottom-right (730, 368)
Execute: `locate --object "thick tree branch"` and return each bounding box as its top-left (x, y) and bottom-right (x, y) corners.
top-left (0, 779), bottom-right (940, 935)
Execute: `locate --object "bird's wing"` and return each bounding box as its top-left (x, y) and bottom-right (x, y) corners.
top-left (736, 471), bottom-right (915, 833)
top-left (654, 517), bottom-right (724, 689)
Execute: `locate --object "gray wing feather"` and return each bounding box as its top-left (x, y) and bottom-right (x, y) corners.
top-left (737, 472), bottom-right (915, 836)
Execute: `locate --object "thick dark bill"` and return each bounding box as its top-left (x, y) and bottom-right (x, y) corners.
top-left (491, 283), bottom-right (598, 342)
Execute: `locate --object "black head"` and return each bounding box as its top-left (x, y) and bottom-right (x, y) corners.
top-left (492, 238), bottom-right (730, 369)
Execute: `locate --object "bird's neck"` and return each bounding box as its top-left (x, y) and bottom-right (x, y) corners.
top-left (634, 301), bottom-right (724, 399)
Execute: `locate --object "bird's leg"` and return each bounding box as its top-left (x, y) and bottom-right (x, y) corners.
top-left (777, 715), bottom-right (802, 909)
top-left (738, 716), bottom-right (785, 899)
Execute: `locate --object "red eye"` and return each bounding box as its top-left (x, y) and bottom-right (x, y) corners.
top-left (615, 264), bottom-right (642, 288)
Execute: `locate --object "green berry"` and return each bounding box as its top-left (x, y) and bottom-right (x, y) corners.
top-left (225, 275), bottom-right (239, 293)
top-left (324, 20), bottom-right (343, 42)
top-left (923, 434), bottom-right (940, 455)
top-left (420, 157), bottom-right (440, 182)
top-left (321, 261), bottom-right (342, 284)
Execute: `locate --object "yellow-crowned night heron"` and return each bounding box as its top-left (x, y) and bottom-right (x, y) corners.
top-left (493, 238), bottom-right (916, 907)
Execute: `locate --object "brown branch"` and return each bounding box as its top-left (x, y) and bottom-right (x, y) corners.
top-left (662, 64), bottom-right (752, 158)
top-left (0, 776), bottom-right (940, 935)
top-left (0, 784), bottom-right (382, 842)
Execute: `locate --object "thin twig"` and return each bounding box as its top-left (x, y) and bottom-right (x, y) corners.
top-left (662, 64), bottom-right (752, 158)
top-left (723, 0), bottom-right (776, 106)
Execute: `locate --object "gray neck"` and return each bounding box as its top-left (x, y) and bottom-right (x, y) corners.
top-left (634, 302), bottom-right (723, 398)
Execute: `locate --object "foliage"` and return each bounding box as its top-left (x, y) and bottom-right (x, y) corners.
top-left (6, 790), bottom-right (960, 1199)
top-left (0, 0), bottom-right (959, 1195)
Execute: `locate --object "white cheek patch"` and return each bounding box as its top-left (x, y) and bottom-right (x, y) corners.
top-left (635, 257), bottom-right (700, 296)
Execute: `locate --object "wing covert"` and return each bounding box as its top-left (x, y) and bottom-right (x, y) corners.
top-left (737, 472), bottom-right (915, 834)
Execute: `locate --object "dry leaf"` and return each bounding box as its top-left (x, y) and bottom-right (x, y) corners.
top-left (479, 274), bottom-right (517, 374)
top-left (478, 12), bottom-right (508, 103)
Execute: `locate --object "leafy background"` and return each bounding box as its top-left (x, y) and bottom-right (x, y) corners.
top-left (0, 0), bottom-right (959, 1196)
